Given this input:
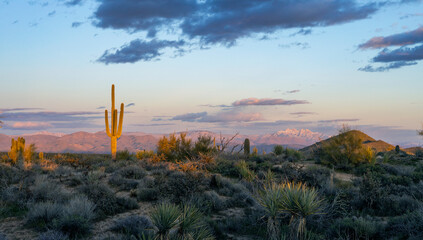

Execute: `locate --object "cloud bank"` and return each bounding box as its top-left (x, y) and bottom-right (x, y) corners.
top-left (359, 26), bottom-right (423, 71)
top-left (92, 0), bottom-right (383, 64)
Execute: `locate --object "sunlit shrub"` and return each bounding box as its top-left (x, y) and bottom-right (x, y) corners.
top-left (136, 150), bottom-right (155, 160)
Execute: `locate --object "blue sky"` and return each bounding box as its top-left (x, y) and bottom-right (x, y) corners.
top-left (0, 0), bottom-right (422, 146)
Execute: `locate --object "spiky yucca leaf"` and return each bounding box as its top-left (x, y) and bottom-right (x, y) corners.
top-left (151, 203), bottom-right (181, 239)
top-left (279, 182), bottom-right (324, 238)
top-left (178, 205), bottom-right (203, 234)
top-left (258, 183), bottom-right (282, 218)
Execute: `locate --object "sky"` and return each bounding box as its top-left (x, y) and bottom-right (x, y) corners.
top-left (0, 0), bottom-right (423, 146)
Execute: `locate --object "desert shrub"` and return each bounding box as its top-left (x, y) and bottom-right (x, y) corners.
top-left (54, 196), bottom-right (95, 238)
top-left (207, 158), bottom-right (238, 178)
top-left (356, 171), bottom-right (387, 211)
top-left (236, 160), bottom-right (256, 182)
top-left (25, 202), bottom-right (63, 230)
top-left (157, 133), bottom-right (192, 162)
top-left (0, 163), bottom-right (22, 187)
top-left (273, 145), bottom-right (284, 156)
top-left (329, 216), bottom-right (385, 240)
top-left (386, 206), bottom-right (423, 239)
top-left (65, 175), bottom-right (84, 187)
top-left (116, 197), bottom-right (139, 210)
top-left (111, 215), bottom-right (154, 238)
top-left (381, 194), bottom-right (420, 216)
top-left (119, 166), bottom-right (146, 179)
top-left (108, 174), bottom-right (139, 191)
top-left (78, 183), bottom-right (137, 218)
top-left (285, 148), bottom-right (303, 162)
top-left (134, 188), bottom-right (159, 201)
top-left (300, 166), bottom-right (331, 188)
top-left (31, 176), bottom-right (69, 203)
top-left (193, 135), bottom-right (216, 156)
top-left (136, 150), bottom-right (155, 160)
top-left (116, 150), bottom-right (133, 160)
top-left (1, 185), bottom-right (30, 210)
top-left (189, 191), bottom-right (227, 214)
top-left (37, 230), bottom-right (69, 240)
top-left (155, 171), bottom-right (209, 204)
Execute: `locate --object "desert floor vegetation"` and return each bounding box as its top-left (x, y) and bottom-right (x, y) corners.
top-left (0, 132), bottom-right (423, 239)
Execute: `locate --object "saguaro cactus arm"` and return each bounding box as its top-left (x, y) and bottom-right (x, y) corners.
top-left (105, 110), bottom-right (112, 137)
top-left (117, 103), bottom-right (124, 138)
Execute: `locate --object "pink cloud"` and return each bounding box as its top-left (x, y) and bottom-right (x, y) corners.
top-left (10, 122), bottom-right (53, 129)
top-left (232, 98), bottom-right (309, 106)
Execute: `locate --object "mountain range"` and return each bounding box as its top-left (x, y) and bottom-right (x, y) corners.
top-left (0, 128), bottom-right (327, 154)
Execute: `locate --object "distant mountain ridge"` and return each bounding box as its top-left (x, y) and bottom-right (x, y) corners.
top-left (0, 129), bottom-right (325, 153)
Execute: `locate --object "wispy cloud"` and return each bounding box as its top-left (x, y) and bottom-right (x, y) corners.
top-left (358, 61), bottom-right (418, 72)
top-left (64, 0), bottom-right (84, 6)
top-left (0, 111), bottom-right (101, 122)
top-left (290, 112), bottom-right (317, 116)
top-left (232, 98), bottom-right (309, 106)
top-left (125, 103), bottom-right (135, 108)
top-left (170, 110), bottom-right (263, 123)
top-left (97, 39), bottom-right (186, 64)
top-left (72, 22), bottom-right (83, 28)
top-left (318, 118), bottom-right (359, 123)
top-left (171, 112), bottom-right (207, 122)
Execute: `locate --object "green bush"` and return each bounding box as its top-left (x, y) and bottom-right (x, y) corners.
top-left (273, 145), bottom-right (284, 156)
top-left (116, 149), bottom-right (133, 160)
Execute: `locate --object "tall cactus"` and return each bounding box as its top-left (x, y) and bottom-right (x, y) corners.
top-left (105, 84), bottom-right (124, 160)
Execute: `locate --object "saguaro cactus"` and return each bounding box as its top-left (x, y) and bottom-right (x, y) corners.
top-left (105, 84), bottom-right (124, 160)
top-left (244, 138), bottom-right (250, 156)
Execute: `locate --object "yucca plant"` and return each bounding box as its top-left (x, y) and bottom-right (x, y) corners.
top-left (278, 182), bottom-right (324, 240)
top-left (176, 204), bottom-right (214, 240)
top-left (150, 203), bottom-right (181, 240)
top-left (258, 183), bottom-right (283, 240)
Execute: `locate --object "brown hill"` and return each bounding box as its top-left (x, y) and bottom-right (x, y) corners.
top-left (404, 146), bottom-right (423, 155)
top-left (300, 130), bottom-right (395, 155)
